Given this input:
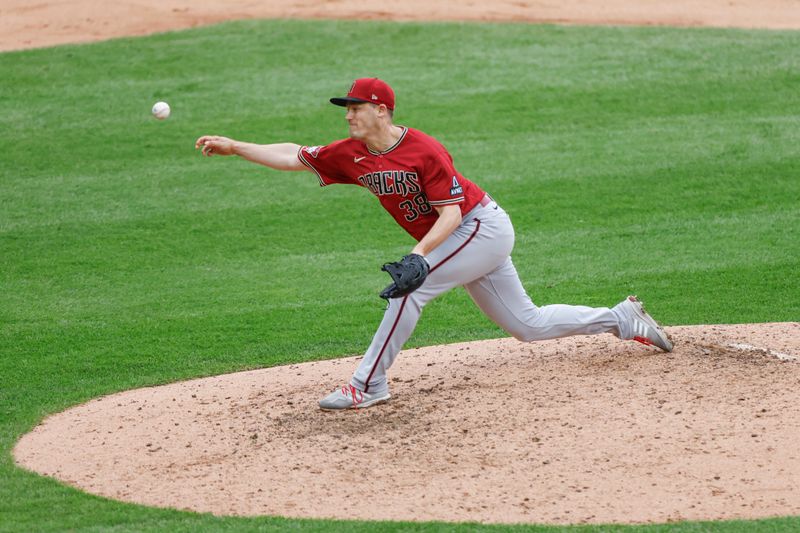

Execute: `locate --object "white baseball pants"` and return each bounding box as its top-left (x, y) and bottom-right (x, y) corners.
top-left (351, 197), bottom-right (623, 395)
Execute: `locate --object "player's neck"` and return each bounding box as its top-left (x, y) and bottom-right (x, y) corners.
top-left (364, 124), bottom-right (404, 153)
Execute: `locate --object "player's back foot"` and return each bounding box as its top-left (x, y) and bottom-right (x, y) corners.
top-left (615, 295), bottom-right (673, 352)
top-left (319, 384), bottom-right (391, 410)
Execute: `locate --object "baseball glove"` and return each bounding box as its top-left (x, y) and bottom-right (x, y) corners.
top-left (379, 253), bottom-right (430, 300)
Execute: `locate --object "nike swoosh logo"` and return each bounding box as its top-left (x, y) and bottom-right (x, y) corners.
top-left (354, 156), bottom-right (367, 163)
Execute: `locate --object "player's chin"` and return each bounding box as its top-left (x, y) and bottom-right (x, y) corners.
top-left (347, 127), bottom-right (364, 140)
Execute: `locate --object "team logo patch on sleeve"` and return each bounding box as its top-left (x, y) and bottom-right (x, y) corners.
top-left (449, 176), bottom-right (463, 196)
top-left (305, 146), bottom-right (322, 158)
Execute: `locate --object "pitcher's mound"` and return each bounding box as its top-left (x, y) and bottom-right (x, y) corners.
top-left (14, 323), bottom-right (800, 525)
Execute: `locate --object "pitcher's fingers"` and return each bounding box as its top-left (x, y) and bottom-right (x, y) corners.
top-left (195, 135), bottom-right (215, 149)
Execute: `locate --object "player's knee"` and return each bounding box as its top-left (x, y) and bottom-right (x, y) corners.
top-left (511, 330), bottom-right (537, 342)
top-left (502, 311), bottom-right (543, 342)
top-left (502, 324), bottom-right (536, 342)
top-left (508, 312), bottom-right (548, 341)
top-left (407, 287), bottom-right (438, 308)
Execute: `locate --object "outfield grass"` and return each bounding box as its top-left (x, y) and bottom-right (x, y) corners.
top-left (1, 18), bottom-right (799, 532)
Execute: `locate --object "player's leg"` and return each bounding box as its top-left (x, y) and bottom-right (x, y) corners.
top-left (348, 211), bottom-right (513, 397)
top-left (346, 278), bottom-right (449, 397)
top-left (464, 257), bottom-right (622, 341)
top-left (463, 247), bottom-right (672, 351)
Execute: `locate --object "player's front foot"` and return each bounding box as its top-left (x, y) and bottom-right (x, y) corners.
top-left (616, 295), bottom-right (673, 352)
top-left (318, 384), bottom-right (391, 410)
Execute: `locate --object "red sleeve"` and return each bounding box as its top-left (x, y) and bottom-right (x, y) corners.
top-left (421, 149), bottom-right (466, 206)
top-left (297, 141), bottom-right (353, 187)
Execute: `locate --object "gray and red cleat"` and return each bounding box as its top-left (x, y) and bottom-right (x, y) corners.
top-left (319, 384), bottom-right (391, 410)
top-left (616, 295), bottom-right (674, 352)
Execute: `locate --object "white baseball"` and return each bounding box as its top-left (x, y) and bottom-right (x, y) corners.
top-left (152, 101), bottom-right (170, 120)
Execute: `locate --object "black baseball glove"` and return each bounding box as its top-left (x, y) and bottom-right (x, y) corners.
top-left (379, 253), bottom-right (430, 300)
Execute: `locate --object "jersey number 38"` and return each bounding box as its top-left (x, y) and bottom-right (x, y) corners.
top-left (399, 193), bottom-right (433, 222)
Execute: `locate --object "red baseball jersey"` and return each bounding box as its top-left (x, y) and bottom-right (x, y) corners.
top-left (297, 127), bottom-right (485, 241)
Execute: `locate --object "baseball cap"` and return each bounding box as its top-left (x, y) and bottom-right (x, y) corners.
top-left (330, 78), bottom-right (395, 110)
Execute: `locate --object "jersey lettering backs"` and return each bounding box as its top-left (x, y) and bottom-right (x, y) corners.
top-left (357, 170), bottom-right (421, 197)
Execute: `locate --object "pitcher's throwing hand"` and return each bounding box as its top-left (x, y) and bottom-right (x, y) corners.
top-left (195, 135), bottom-right (235, 157)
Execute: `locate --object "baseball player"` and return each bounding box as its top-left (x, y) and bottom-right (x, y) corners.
top-left (195, 78), bottom-right (673, 411)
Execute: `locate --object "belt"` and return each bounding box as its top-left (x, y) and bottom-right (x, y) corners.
top-left (478, 194), bottom-right (493, 207)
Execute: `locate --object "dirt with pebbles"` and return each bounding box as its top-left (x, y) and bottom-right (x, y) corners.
top-left (14, 323), bottom-right (800, 525)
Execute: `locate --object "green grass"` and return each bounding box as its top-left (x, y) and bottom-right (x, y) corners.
top-left (1, 18), bottom-right (799, 532)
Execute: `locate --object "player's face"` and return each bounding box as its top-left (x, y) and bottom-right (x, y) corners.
top-left (345, 103), bottom-right (381, 140)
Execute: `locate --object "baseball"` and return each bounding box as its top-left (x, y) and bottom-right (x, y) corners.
top-left (152, 101), bottom-right (170, 120)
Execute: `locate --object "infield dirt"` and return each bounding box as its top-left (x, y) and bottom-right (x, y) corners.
top-left (2, 0), bottom-right (800, 52)
top-left (8, 0), bottom-right (800, 526)
top-left (14, 323), bottom-right (800, 525)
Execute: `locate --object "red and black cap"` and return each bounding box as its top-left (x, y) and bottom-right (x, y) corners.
top-left (330, 78), bottom-right (395, 110)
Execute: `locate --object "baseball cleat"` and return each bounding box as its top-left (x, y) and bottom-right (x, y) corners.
top-left (318, 384), bottom-right (391, 411)
top-left (618, 295), bottom-right (673, 352)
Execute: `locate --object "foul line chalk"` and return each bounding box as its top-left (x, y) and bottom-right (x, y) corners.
top-left (728, 343), bottom-right (798, 362)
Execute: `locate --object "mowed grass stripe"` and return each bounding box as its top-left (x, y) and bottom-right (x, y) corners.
top-left (1, 18), bottom-right (799, 532)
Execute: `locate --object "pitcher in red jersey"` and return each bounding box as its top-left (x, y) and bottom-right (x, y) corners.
top-left (195, 78), bottom-right (673, 411)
